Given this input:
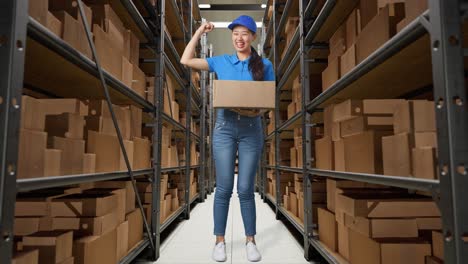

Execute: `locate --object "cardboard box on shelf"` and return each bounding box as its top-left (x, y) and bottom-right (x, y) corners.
top-left (393, 100), bottom-right (436, 133)
top-left (349, 229), bottom-right (431, 264)
top-left (344, 214), bottom-right (419, 238)
top-left (126, 209), bottom-right (143, 251)
top-left (93, 24), bottom-right (123, 80)
top-left (165, 194), bottom-right (172, 217)
top-left (73, 229), bottom-right (117, 264)
top-left (344, 130), bottom-right (390, 174)
top-left (93, 181), bottom-right (135, 214)
top-left (49, 0), bottom-right (93, 27)
top-left (46, 12), bottom-right (62, 37)
top-left (116, 221), bottom-right (129, 261)
top-left (23, 230), bottom-right (73, 264)
top-left (172, 197), bottom-right (180, 211)
top-left (14, 217), bottom-right (45, 236)
top-left (87, 131), bottom-right (133, 173)
top-left (326, 179), bottom-right (373, 212)
top-left (315, 136), bottom-right (334, 170)
top-left (45, 113), bottom-right (85, 139)
top-left (82, 153), bottom-right (96, 174)
top-left (56, 256), bottom-right (73, 264)
top-left (28, 0), bottom-right (48, 25)
top-left (340, 45), bottom-right (356, 76)
top-left (382, 133), bottom-right (412, 177)
top-left (21, 96), bottom-right (45, 131)
top-left (405, 0), bottom-right (429, 23)
top-left (126, 29), bottom-right (140, 65)
top-left (415, 217), bottom-right (442, 231)
top-left (298, 197), bottom-right (304, 222)
top-left (333, 140), bottom-right (345, 172)
top-left (50, 210), bottom-right (118, 236)
top-left (132, 65), bottom-right (146, 98)
top-left (338, 223), bottom-right (350, 260)
top-left (356, 3), bottom-right (405, 63)
top-left (336, 192), bottom-right (440, 218)
top-left (51, 193), bottom-right (118, 217)
top-left (290, 147), bottom-right (297, 168)
top-left (287, 102), bottom-right (296, 119)
top-left (412, 147), bottom-right (437, 180)
top-left (53, 10), bottom-right (91, 58)
top-left (133, 137), bottom-right (151, 170)
top-left (322, 57), bottom-right (340, 92)
top-left (213, 81), bottom-right (275, 109)
top-left (296, 146), bottom-right (303, 168)
top-left (323, 104), bottom-right (334, 137)
top-left (121, 57), bottom-right (133, 88)
top-left (329, 23), bottom-right (346, 62)
top-left (283, 195), bottom-right (290, 210)
top-left (362, 99), bottom-right (404, 115)
top-left (318, 208), bottom-right (338, 251)
top-left (331, 121), bottom-right (341, 141)
top-left (12, 249), bottom-right (39, 264)
top-left (130, 106), bottom-right (142, 138)
top-left (414, 132), bottom-right (437, 148)
top-left (346, 8), bottom-right (361, 49)
top-left (359, 0), bottom-right (378, 30)
top-left (39, 98), bottom-right (88, 117)
top-left (18, 129), bottom-right (47, 179)
top-left (432, 230), bottom-right (444, 260)
top-left (52, 137), bottom-right (85, 175)
top-left (290, 192), bottom-right (298, 216)
top-left (44, 149), bottom-right (61, 177)
top-left (285, 17), bottom-right (300, 34)
top-left (15, 198), bottom-right (50, 217)
top-left (425, 256), bottom-right (444, 264)
top-left (333, 99), bottom-right (363, 122)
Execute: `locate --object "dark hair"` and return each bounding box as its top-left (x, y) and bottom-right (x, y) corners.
top-left (249, 46), bottom-right (264, 81)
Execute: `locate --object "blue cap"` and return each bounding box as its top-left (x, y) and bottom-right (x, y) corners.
top-left (228, 15), bottom-right (257, 33)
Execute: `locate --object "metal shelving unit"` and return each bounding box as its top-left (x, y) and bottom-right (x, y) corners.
top-left (260, 0), bottom-right (468, 263)
top-left (0, 0), bottom-right (207, 263)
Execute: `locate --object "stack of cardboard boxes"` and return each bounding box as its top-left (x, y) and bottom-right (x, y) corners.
top-left (290, 127), bottom-right (302, 168)
top-left (318, 184), bottom-right (443, 263)
top-left (322, 0), bottom-right (428, 92)
top-left (315, 99), bottom-right (438, 180)
top-left (268, 140), bottom-right (294, 167)
top-left (287, 76), bottom-right (302, 120)
top-left (29, 1), bottom-right (146, 98)
top-left (13, 180), bottom-right (143, 264)
top-left (281, 16), bottom-right (300, 60)
top-left (145, 73), bottom-right (180, 121)
top-left (18, 96), bottom-right (151, 179)
top-left (282, 175), bottom-right (326, 224)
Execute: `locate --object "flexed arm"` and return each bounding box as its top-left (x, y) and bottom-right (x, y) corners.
top-left (180, 22), bottom-right (214, 71)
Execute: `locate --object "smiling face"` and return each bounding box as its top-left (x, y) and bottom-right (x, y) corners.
top-left (232, 25), bottom-right (256, 53)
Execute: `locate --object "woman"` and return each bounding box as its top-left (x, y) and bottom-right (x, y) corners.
top-left (181, 15), bottom-right (274, 262)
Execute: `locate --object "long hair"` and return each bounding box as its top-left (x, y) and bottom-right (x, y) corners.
top-left (248, 46), bottom-right (264, 81)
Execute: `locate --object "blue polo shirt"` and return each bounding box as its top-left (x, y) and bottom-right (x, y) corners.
top-left (206, 53), bottom-right (275, 119)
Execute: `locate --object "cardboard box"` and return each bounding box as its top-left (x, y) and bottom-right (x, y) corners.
top-left (171, 197), bottom-right (179, 211)
top-left (12, 249), bottom-right (39, 264)
top-left (322, 57), bottom-right (340, 92)
top-left (315, 137), bottom-right (334, 170)
top-left (29, 0), bottom-right (48, 24)
top-left (51, 193), bottom-right (118, 217)
top-left (126, 209), bottom-right (143, 250)
top-left (323, 104), bottom-right (334, 137)
top-left (15, 199), bottom-right (49, 217)
top-left (51, 210), bottom-right (118, 236)
top-left (45, 113), bottom-right (84, 139)
top-left (344, 131), bottom-right (389, 174)
top-left (331, 121), bottom-right (341, 141)
top-left (298, 196), bottom-right (304, 222)
top-left (344, 214), bottom-right (419, 238)
top-left (121, 57), bottom-right (133, 88)
top-left (326, 179), bottom-right (371, 212)
top-left (340, 45), bottom-right (356, 76)
top-left (126, 29), bottom-right (140, 65)
top-left (414, 132), bottom-right (437, 148)
top-left (52, 137), bottom-right (85, 175)
top-left (432, 231), bottom-right (444, 260)
top-left (290, 147), bottom-right (297, 168)
top-left (290, 192), bottom-right (298, 216)
top-left (287, 102), bottom-right (296, 119)
top-left (133, 137), bottom-right (151, 170)
top-left (49, 0), bottom-right (92, 27)
top-left (296, 146), bottom-right (303, 167)
top-left (333, 140), bottom-right (345, 171)
top-left (171, 101), bottom-right (180, 122)
top-left (341, 116), bottom-right (393, 138)
top-left (356, 4), bottom-right (405, 63)
top-left (116, 221), bottom-right (129, 261)
top-left (82, 153), bottom-right (96, 174)
top-left (363, 99), bottom-right (404, 115)
top-left (14, 217), bottom-right (52, 236)
top-left (349, 229), bottom-right (431, 264)
top-left (405, 0), bottom-right (429, 23)
top-left (18, 129), bottom-right (47, 179)
top-left (56, 257), bottom-right (73, 264)
top-left (44, 149), bottom-right (61, 177)
top-left (93, 24), bottom-right (123, 80)
top-left (394, 100), bottom-right (436, 133)
top-left (23, 230), bottom-right (73, 264)
top-left (46, 11), bottom-right (62, 36)
top-left (39, 99), bottom-right (88, 117)
top-left (329, 23), bottom-right (346, 62)
top-left (333, 99), bottom-right (363, 122)
top-left (283, 195), bottom-right (290, 210)
top-left (416, 217), bottom-right (442, 231)
top-left (336, 193), bottom-right (440, 218)
top-left (53, 11), bottom-right (91, 58)
top-left (318, 208), bottom-right (338, 251)
top-left (338, 223), bottom-right (350, 260)
top-left (130, 106), bottom-right (142, 138)
top-left (93, 181), bottom-right (136, 214)
top-left (21, 96), bottom-right (45, 131)
top-left (382, 133), bottom-right (412, 176)
top-left (87, 131), bottom-right (133, 173)
top-left (132, 65), bottom-right (146, 98)
top-left (359, 0), bottom-right (378, 30)
top-left (412, 147), bottom-right (437, 180)
top-left (213, 80), bottom-right (275, 109)
top-left (346, 9), bottom-right (361, 48)
top-left (73, 229), bottom-right (117, 264)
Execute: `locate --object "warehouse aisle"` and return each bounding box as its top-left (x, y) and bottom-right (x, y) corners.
top-left (152, 178), bottom-right (310, 264)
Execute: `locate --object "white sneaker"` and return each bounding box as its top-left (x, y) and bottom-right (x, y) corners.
top-left (212, 242), bottom-right (227, 262)
top-left (246, 241), bottom-right (262, 262)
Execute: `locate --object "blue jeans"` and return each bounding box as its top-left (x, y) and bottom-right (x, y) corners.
top-left (213, 110), bottom-right (264, 236)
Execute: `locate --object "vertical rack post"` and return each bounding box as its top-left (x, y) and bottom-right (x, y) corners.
top-left (208, 43), bottom-right (215, 193)
top-left (273, 0), bottom-right (282, 220)
top-left (184, 0), bottom-right (193, 218)
top-left (429, 0), bottom-right (468, 263)
top-left (0, 0), bottom-right (28, 262)
top-left (151, 0), bottom-right (166, 260)
top-left (300, 0), bottom-right (314, 260)
top-left (200, 18), bottom-right (208, 202)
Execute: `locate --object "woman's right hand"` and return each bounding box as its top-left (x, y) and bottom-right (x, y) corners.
top-left (197, 22), bottom-right (215, 34)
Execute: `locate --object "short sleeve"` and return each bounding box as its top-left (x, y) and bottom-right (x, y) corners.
top-left (263, 59), bottom-right (275, 81)
top-left (206, 56), bottom-right (220, 73)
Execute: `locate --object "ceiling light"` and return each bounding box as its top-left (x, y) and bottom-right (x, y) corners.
top-left (199, 4), bottom-right (211, 8)
top-left (261, 4), bottom-right (267, 8)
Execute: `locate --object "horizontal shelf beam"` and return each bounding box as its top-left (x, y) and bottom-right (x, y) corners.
top-left (121, 0), bottom-right (154, 43)
top-left (278, 206), bottom-right (304, 235)
top-left (304, 0), bottom-right (336, 44)
top-left (278, 166), bottom-right (303, 173)
top-left (308, 169), bottom-right (439, 192)
top-left (190, 193), bottom-right (199, 204)
top-left (277, 49), bottom-right (300, 90)
top-left (160, 206), bottom-right (185, 232)
top-left (308, 238), bottom-right (341, 264)
top-left (277, 27), bottom-right (300, 74)
top-left (17, 169), bottom-right (153, 192)
top-left (275, 0), bottom-right (294, 38)
top-left (276, 111), bottom-right (302, 132)
top-left (118, 238), bottom-right (150, 264)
